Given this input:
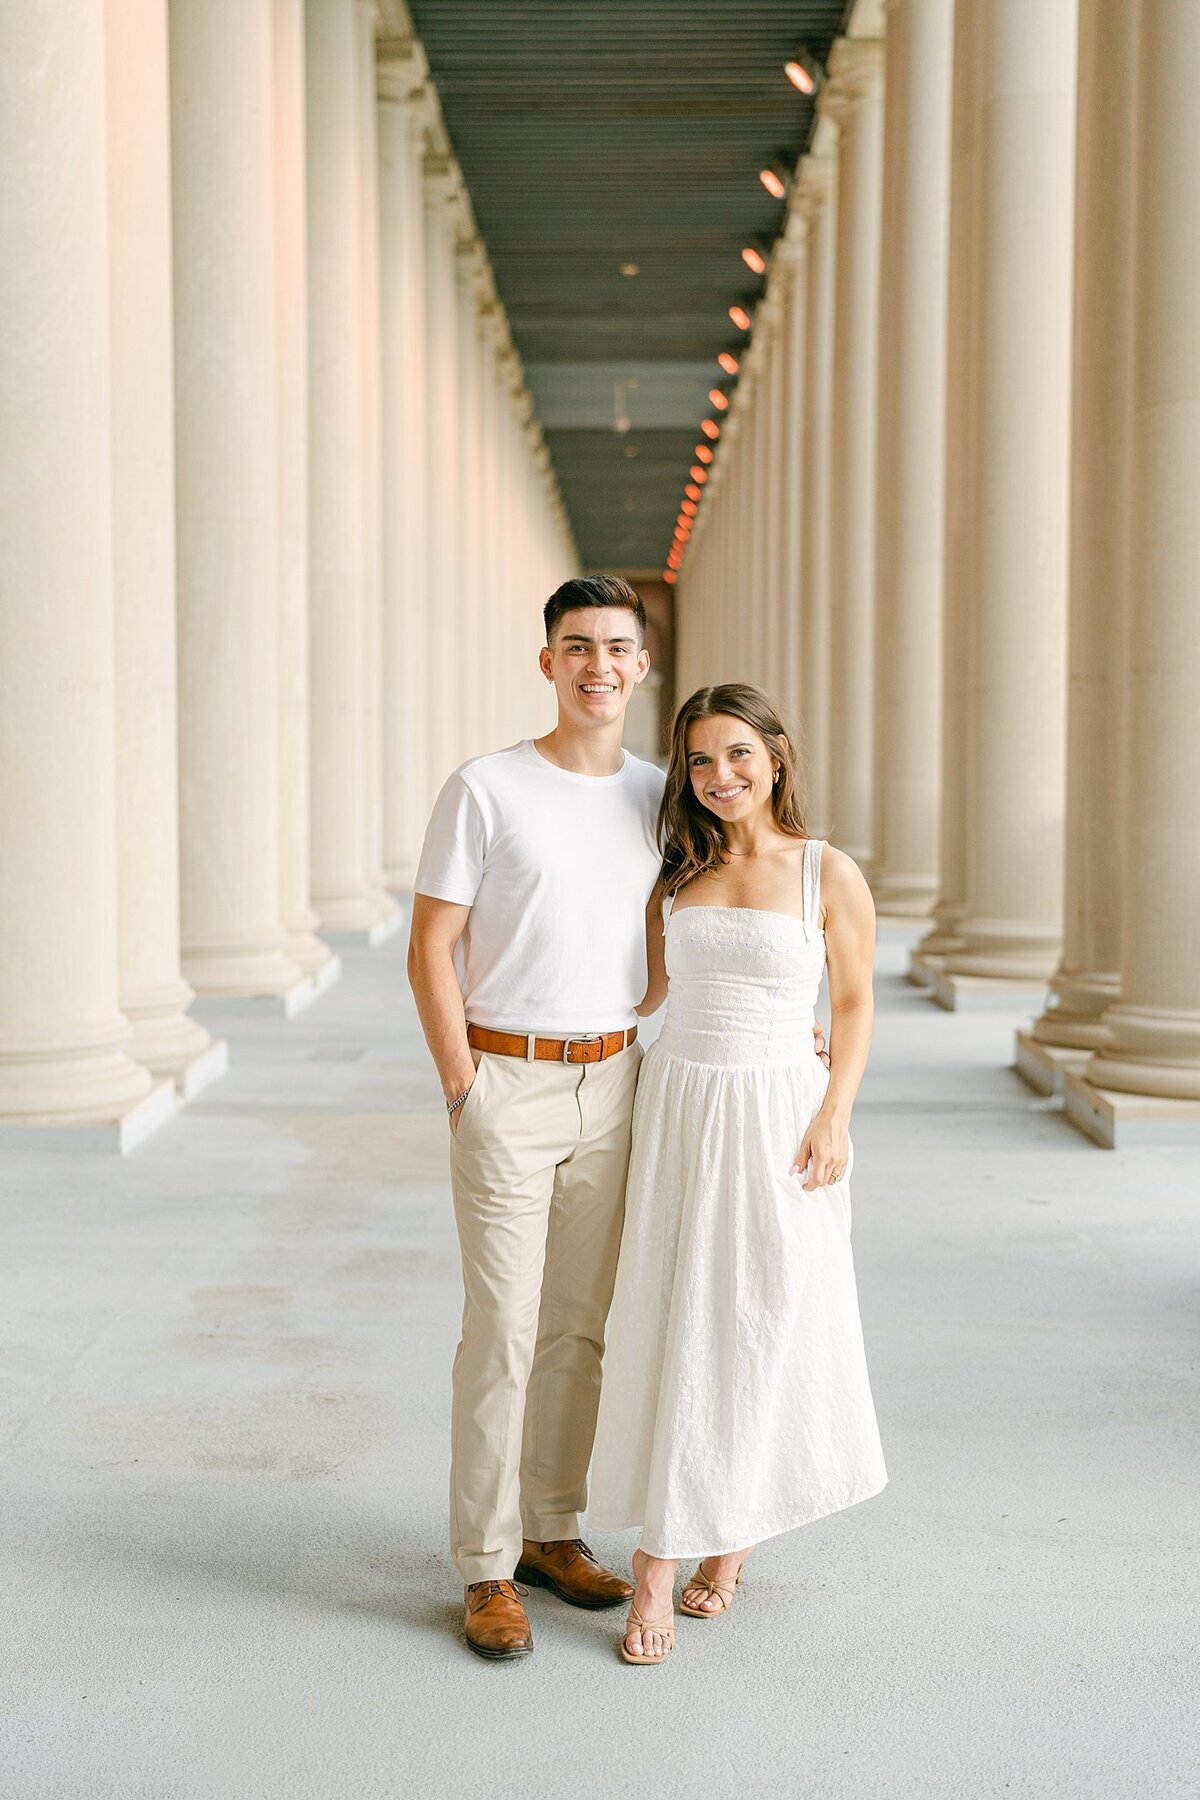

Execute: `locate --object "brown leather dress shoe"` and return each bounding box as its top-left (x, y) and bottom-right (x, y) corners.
top-left (515, 1538), bottom-right (635, 1610)
top-left (463, 1580), bottom-right (534, 1660)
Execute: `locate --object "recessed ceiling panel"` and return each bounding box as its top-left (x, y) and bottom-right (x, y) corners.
top-left (408, 0), bottom-right (849, 569)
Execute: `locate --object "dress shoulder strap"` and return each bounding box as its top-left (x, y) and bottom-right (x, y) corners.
top-left (802, 838), bottom-right (826, 928)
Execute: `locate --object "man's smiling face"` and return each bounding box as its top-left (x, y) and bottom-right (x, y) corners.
top-left (538, 606), bottom-right (651, 728)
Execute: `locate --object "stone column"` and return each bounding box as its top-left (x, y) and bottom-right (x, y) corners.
top-left (824, 38), bottom-right (885, 866)
top-left (304, 0), bottom-right (392, 937)
top-left (171, 0), bottom-right (308, 1002)
top-left (106, 0), bottom-right (224, 1093)
top-left (910, 0), bottom-right (980, 979)
top-left (476, 307), bottom-right (504, 752)
top-left (937, 0), bottom-right (1077, 1004)
top-left (274, 0), bottom-right (337, 986)
top-left (872, 0), bottom-right (954, 916)
top-left (1064, 0), bottom-right (1200, 1143)
top-left (799, 155), bottom-right (837, 834)
top-left (0, 0), bottom-right (164, 1141)
top-left (455, 240), bottom-right (485, 763)
top-left (777, 232), bottom-right (807, 738)
top-left (1018, 0), bottom-right (1135, 1090)
top-left (422, 156), bottom-right (463, 795)
top-left (378, 44), bottom-right (430, 887)
top-left (354, 0), bottom-right (396, 925)
top-left (762, 294), bottom-right (787, 702)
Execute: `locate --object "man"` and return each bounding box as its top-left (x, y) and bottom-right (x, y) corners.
top-left (407, 574), bottom-right (663, 1659)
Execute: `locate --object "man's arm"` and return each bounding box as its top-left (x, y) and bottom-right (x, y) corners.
top-left (407, 894), bottom-right (478, 1114)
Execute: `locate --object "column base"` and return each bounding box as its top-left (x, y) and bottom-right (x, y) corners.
top-left (1013, 1029), bottom-right (1090, 1097)
top-left (907, 950), bottom-right (944, 989)
top-left (931, 968), bottom-right (1049, 1014)
top-left (322, 899), bottom-right (403, 948)
top-left (0, 1076), bottom-right (177, 1155)
top-left (191, 974), bottom-right (317, 1022)
top-left (123, 978), bottom-right (218, 1083)
top-left (383, 858), bottom-right (417, 889)
top-left (1063, 1070), bottom-right (1200, 1149)
top-left (286, 925), bottom-right (339, 978)
top-left (1083, 1006), bottom-right (1200, 1102)
top-left (175, 1037), bottom-right (229, 1100)
top-left (182, 934), bottom-right (308, 1001)
top-left (872, 870), bottom-right (938, 918)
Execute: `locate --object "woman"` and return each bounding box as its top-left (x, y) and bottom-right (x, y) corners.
top-left (589, 684), bottom-right (886, 1665)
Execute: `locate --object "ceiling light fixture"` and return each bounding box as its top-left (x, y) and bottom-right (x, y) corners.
top-left (759, 155), bottom-right (791, 201)
top-left (708, 387), bottom-right (729, 411)
top-left (785, 48), bottom-right (823, 96)
top-left (741, 243), bottom-right (767, 276)
top-left (729, 304), bottom-right (752, 331)
top-left (717, 351), bottom-right (740, 377)
top-left (689, 466), bottom-right (707, 484)
top-left (663, 569), bottom-right (677, 585)
top-left (619, 261), bottom-right (640, 277)
top-left (695, 444), bottom-right (714, 464)
top-left (701, 419), bottom-right (720, 440)
top-left (681, 499), bottom-right (697, 518)
top-left (685, 483), bottom-right (702, 502)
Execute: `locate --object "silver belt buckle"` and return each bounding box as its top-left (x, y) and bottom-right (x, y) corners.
top-left (563, 1032), bottom-right (601, 1064)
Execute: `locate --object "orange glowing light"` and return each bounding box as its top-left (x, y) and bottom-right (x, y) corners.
top-left (695, 444), bottom-right (714, 464)
top-left (708, 388), bottom-right (729, 411)
top-left (760, 168), bottom-right (786, 200)
top-left (689, 466), bottom-right (707, 484)
top-left (701, 419), bottom-right (720, 440)
top-left (667, 551), bottom-right (682, 569)
top-left (729, 305), bottom-right (751, 331)
top-left (677, 513), bottom-right (691, 530)
top-left (681, 499), bottom-right (697, 518)
top-left (785, 59), bottom-right (815, 95)
top-left (718, 352), bottom-right (740, 376)
top-left (741, 245), bottom-right (766, 275)
top-left (685, 483), bottom-right (701, 502)
top-left (663, 568), bottom-right (677, 584)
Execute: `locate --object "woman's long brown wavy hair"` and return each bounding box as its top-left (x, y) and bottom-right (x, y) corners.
top-left (658, 684), bottom-right (809, 897)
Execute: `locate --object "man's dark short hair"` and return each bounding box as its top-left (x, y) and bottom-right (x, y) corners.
top-left (543, 574), bottom-right (647, 645)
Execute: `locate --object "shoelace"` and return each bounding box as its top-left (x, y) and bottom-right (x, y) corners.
top-left (469, 1580), bottom-right (529, 1605)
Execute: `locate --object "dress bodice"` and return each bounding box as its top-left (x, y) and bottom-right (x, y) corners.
top-left (656, 839), bottom-right (827, 1067)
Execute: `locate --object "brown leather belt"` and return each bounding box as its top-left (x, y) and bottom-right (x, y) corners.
top-left (467, 1023), bottom-right (638, 1065)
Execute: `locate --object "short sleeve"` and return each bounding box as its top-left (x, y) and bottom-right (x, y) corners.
top-left (413, 771), bottom-right (488, 906)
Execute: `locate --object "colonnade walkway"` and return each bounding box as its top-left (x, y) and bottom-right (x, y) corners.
top-left (3, 924), bottom-right (1195, 1799)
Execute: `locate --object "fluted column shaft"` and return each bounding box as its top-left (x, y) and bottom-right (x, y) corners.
top-left (1084, 0), bottom-right (1200, 1101)
top-left (274, 0), bottom-right (332, 979)
top-left (378, 49), bottom-right (430, 884)
top-left (422, 160), bottom-right (462, 795)
top-left (304, 0), bottom-right (390, 933)
top-left (799, 158), bottom-right (837, 833)
top-left (0, 0), bottom-right (154, 1122)
top-left (455, 243), bottom-right (485, 763)
top-left (107, 0), bottom-right (217, 1079)
top-left (872, 0), bottom-right (954, 916)
top-left (825, 39), bottom-right (885, 865)
top-left (171, 0), bottom-right (303, 996)
top-left (777, 235), bottom-right (807, 738)
top-left (1031, 0), bottom-right (1135, 1052)
top-left (944, 0), bottom-right (1077, 983)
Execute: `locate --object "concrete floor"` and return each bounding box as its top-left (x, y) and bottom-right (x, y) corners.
top-left (2, 923), bottom-right (1197, 1800)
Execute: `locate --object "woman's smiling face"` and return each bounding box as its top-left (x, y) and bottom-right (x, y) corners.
top-left (685, 714), bottom-right (779, 823)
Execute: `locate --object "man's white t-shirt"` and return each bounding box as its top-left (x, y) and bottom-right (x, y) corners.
top-left (414, 739), bottom-right (666, 1033)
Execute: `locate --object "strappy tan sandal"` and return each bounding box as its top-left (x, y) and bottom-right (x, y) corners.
top-left (679, 1558), bottom-right (745, 1618)
top-left (619, 1602), bottom-right (676, 1666)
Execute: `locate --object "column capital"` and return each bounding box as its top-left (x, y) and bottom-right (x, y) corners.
top-left (423, 152), bottom-right (462, 210)
top-left (376, 35), bottom-right (429, 103)
top-left (822, 35), bottom-right (885, 114)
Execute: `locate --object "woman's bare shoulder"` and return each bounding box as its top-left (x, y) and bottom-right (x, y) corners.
top-left (818, 843), bottom-right (874, 906)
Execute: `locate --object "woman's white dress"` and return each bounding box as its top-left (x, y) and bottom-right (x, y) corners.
top-left (589, 839), bottom-right (886, 1560)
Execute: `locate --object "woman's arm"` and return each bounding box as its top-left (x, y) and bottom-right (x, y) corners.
top-left (794, 847), bottom-right (875, 1191)
top-left (635, 879), bottom-right (669, 1017)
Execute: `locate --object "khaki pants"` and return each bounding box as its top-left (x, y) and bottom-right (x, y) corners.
top-left (447, 1041), bottom-right (642, 1583)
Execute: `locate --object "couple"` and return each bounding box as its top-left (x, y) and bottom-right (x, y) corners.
top-left (407, 574), bottom-right (886, 1666)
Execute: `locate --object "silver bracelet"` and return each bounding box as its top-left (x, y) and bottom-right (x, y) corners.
top-left (447, 1085), bottom-right (472, 1117)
